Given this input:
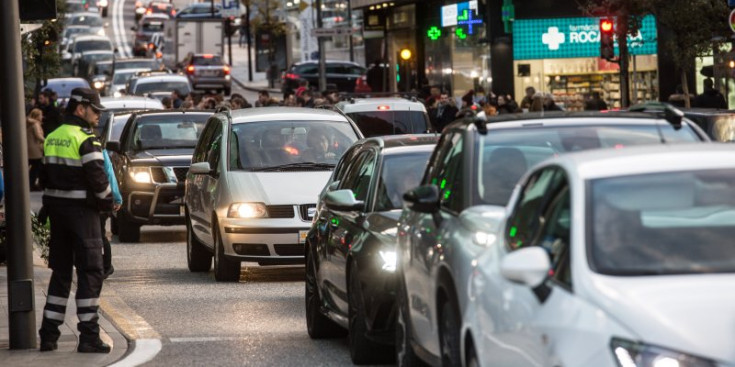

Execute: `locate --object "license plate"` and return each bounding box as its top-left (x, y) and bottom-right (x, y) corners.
top-left (180, 205), bottom-right (185, 216)
top-left (299, 230), bottom-right (308, 244)
top-left (201, 70), bottom-right (218, 76)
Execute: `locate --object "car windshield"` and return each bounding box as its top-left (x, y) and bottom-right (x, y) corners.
top-left (64, 27), bottom-right (93, 38)
top-left (113, 70), bottom-right (141, 85)
top-left (347, 111), bottom-right (430, 137)
top-left (134, 81), bottom-right (190, 95)
top-left (142, 21), bottom-right (164, 32)
top-left (71, 15), bottom-right (103, 27)
top-left (74, 40), bottom-right (111, 53)
top-left (131, 116), bottom-right (206, 150)
top-left (374, 152), bottom-right (433, 211)
top-left (45, 80), bottom-right (90, 98)
top-left (192, 55), bottom-right (223, 66)
top-left (117, 60), bottom-right (161, 70)
top-left (83, 53), bottom-right (112, 62)
top-left (230, 120), bottom-right (359, 171)
top-left (590, 168), bottom-right (735, 275)
top-left (476, 124), bottom-right (701, 206)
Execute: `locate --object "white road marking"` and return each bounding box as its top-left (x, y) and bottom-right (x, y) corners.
top-left (108, 339), bottom-right (163, 367)
top-left (112, 0), bottom-right (132, 57)
top-left (169, 336), bottom-right (245, 343)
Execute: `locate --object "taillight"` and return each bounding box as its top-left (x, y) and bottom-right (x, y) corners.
top-left (377, 105), bottom-right (390, 110)
top-left (223, 65), bottom-right (230, 75)
top-left (284, 73), bottom-right (299, 80)
top-left (171, 9), bottom-right (176, 16)
top-left (186, 65), bottom-right (195, 74)
top-left (148, 43), bottom-right (155, 50)
top-left (146, 9), bottom-right (152, 15)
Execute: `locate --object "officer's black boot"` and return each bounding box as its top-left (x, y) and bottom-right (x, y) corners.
top-left (39, 339), bottom-right (58, 352)
top-left (77, 338), bottom-right (111, 353)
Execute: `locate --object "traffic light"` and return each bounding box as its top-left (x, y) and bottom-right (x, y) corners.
top-left (600, 18), bottom-right (615, 61)
top-left (399, 48), bottom-right (412, 61)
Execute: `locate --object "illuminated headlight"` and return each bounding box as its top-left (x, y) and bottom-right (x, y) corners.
top-left (113, 91), bottom-right (122, 98)
top-left (379, 250), bottom-right (396, 272)
top-left (228, 203), bottom-right (267, 218)
top-left (93, 81), bottom-right (104, 89)
top-left (128, 167), bottom-right (152, 184)
top-left (135, 7), bottom-right (146, 14)
top-left (99, 0), bottom-right (108, 7)
top-left (610, 338), bottom-right (716, 367)
top-left (473, 231), bottom-right (496, 246)
top-left (97, 28), bottom-right (105, 36)
top-left (225, 75), bottom-right (231, 81)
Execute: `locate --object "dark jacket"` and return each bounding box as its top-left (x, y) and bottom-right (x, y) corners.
top-left (694, 89), bottom-right (727, 109)
top-left (41, 115), bottom-right (113, 212)
top-left (40, 103), bottom-right (62, 136)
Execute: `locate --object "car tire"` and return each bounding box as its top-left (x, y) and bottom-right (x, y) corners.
top-left (117, 212), bottom-right (141, 243)
top-left (305, 253), bottom-right (345, 339)
top-left (213, 220), bottom-right (240, 282)
top-left (396, 277), bottom-right (426, 367)
top-left (439, 296), bottom-right (462, 367)
top-left (186, 213), bottom-right (212, 272)
top-left (348, 264), bottom-right (393, 365)
top-left (466, 341), bottom-right (479, 367)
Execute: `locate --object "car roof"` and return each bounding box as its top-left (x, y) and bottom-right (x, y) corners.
top-left (100, 96), bottom-right (164, 109)
top-left (70, 12), bottom-right (101, 19)
top-left (133, 75), bottom-right (189, 83)
top-left (73, 35), bottom-right (110, 42)
top-left (542, 144), bottom-right (733, 181)
top-left (82, 50), bottom-right (113, 55)
top-left (293, 60), bottom-right (363, 67)
top-left (469, 111), bottom-right (693, 131)
top-left (141, 14), bottom-right (169, 21)
top-left (230, 107), bottom-right (350, 124)
top-left (46, 77), bottom-right (88, 84)
top-left (133, 110), bottom-right (212, 119)
top-left (361, 134), bottom-right (440, 149)
top-left (336, 98), bottom-right (427, 112)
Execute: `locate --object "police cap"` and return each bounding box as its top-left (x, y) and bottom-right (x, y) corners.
top-left (69, 88), bottom-right (106, 112)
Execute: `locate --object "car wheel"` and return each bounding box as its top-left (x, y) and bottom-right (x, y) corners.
top-left (348, 264), bottom-right (393, 365)
top-left (396, 277), bottom-right (426, 367)
top-left (305, 252), bottom-right (345, 339)
top-left (186, 213), bottom-right (212, 272)
top-left (439, 296), bottom-right (462, 367)
top-left (466, 341), bottom-right (479, 367)
top-left (213, 220), bottom-right (240, 282)
top-left (117, 212), bottom-right (141, 243)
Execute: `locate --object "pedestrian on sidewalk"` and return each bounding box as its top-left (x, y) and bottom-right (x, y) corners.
top-left (38, 88), bottom-right (114, 354)
top-left (239, 14), bottom-right (248, 48)
top-left (26, 108), bottom-right (45, 191)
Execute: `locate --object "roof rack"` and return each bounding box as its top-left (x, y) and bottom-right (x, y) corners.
top-left (628, 102), bottom-right (683, 130)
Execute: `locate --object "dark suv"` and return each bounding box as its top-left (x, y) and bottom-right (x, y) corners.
top-left (282, 61), bottom-right (366, 94)
top-left (105, 110), bottom-right (211, 242)
top-left (182, 53), bottom-right (232, 95)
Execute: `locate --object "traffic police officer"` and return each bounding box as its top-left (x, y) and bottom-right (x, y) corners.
top-left (38, 88), bottom-right (113, 353)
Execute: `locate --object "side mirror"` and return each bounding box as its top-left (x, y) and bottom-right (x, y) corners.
top-left (403, 185), bottom-right (439, 213)
top-left (190, 162), bottom-right (212, 175)
top-left (105, 141), bottom-right (120, 153)
top-left (500, 247), bottom-right (551, 288)
top-left (324, 189), bottom-right (364, 212)
top-left (114, 47), bottom-right (119, 55)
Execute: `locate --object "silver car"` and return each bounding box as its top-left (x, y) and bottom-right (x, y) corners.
top-left (184, 107), bottom-right (363, 281)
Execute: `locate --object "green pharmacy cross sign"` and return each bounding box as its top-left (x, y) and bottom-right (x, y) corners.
top-left (513, 15), bottom-right (658, 60)
top-left (427, 26), bottom-right (442, 41)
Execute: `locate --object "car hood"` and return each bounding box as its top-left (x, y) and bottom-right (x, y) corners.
top-left (226, 171), bottom-right (332, 205)
top-left (588, 274), bottom-right (735, 362)
top-left (126, 149), bottom-right (193, 166)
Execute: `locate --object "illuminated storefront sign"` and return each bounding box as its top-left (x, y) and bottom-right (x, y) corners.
top-left (441, 1), bottom-right (482, 34)
top-left (513, 15), bottom-right (658, 60)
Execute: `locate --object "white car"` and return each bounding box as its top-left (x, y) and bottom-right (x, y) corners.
top-left (463, 144), bottom-right (735, 367)
top-left (335, 97), bottom-right (432, 137)
top-left (184, 107), bottom-right (363, 281)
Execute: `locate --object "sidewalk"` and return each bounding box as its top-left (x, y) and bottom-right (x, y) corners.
top-left (225, 41), bottom-right (280, 95)
top-left (0, 250), bottom-right (128, 366)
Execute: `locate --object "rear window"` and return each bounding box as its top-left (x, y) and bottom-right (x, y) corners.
top-left (45, 79), bottom-right (90, 98)
top-left (74, 40), bottom-right (111, 53)
top-left (70, 15), bottom-right (103, 27)
top-left (142, 21), bottom-right (165, 32)
top-left (192, 55), bottom-right (224, 66)
top-left (134, 81), bottom-right (191, 95)
top-left (347, 111), bottom-right (430, 137)
top-left (294, 64), bottom-right (318, 74)
top-left (129, 115), bottom-right (208, 150)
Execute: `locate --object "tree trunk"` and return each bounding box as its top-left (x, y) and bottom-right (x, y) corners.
top-left (681, 70), bottom-right (691, 108)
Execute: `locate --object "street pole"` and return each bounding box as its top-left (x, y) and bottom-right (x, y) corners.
top-left (245, 2), bottom-right (253, 82)
top-left (617, 14), bottom-right (630, 108)
top-left (316, 0), bottom-right (327, 92)
top-left (1, 0), bottom-right (37, 350)
top-left (347, 0), bottom-right (354, 62)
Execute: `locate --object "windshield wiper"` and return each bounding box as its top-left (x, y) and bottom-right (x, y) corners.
top-left (250, 162), bottom-right (336, 172)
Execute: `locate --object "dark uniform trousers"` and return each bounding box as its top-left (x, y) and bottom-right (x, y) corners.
top-left (39, 205), bottom-right (104, 343)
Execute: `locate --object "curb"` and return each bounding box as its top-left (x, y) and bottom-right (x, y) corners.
top-left (231, 76), bottom-right (281, 94)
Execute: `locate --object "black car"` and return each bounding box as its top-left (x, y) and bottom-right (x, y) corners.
top-left (305, 134), bottom-right (438, 364)
top-left (678, 108), bottom-right (735, 142)
top-left (282, 61), bottom-right (367, 94)
top-left (105, 110), bottom-right (211, 242)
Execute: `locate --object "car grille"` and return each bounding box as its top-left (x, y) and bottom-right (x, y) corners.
top-left (266, 205), bottom-right (294, 218)
top-left (274, 244), bottom-right (303, 256)
top-left (149, 167), bottom-right (189, 184)
top-left (299, 204), bottom-right (316, 221)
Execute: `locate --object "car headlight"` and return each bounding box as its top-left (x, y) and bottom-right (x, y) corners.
top-left (379, 250), bottom-right (396, 272)
top-left (611, 338), bottom-right (716, 367)
top-left (129, 167), bottom-right (152, 184)
top-left (99, 0), bottom-right (108, 7)
top-left (97, 28), bottom-right (105, 36)
top-left (93, 81), bottom-right (104, 90)
top-left (113, 91), bottom-right (122, 98)
top-left (228, 203), bottom-right (267, 218)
